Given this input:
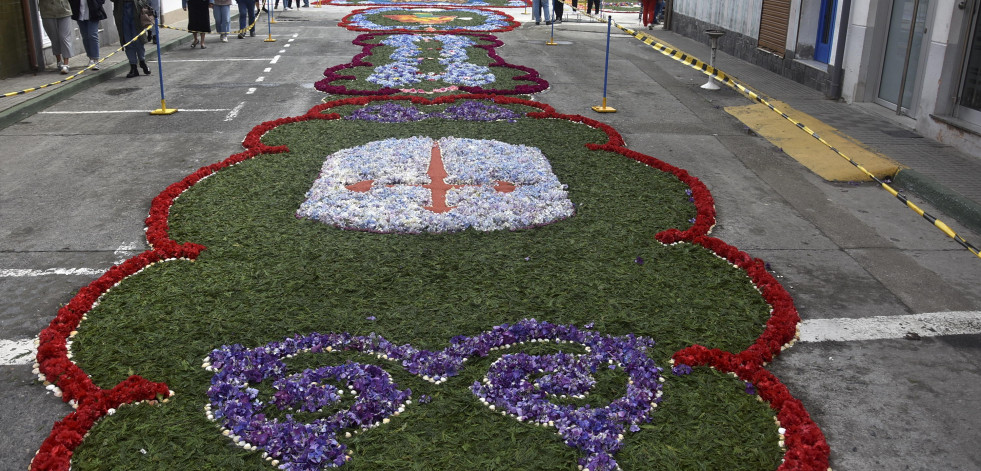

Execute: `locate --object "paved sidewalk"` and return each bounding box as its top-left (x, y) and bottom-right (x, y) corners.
top-left (2, 8), bottom-right (980, 239)
top-left (620, 21), bottom-right (981, 237)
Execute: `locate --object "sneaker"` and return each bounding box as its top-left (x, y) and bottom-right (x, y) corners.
top-left (238, 32), bottom-right (245, 39)
top-left (221, 34), bottom-right (228, 42)
top-left (60, 65), bottom-right (69, 74)
top-left (88, 59), bottom-right (100, 70)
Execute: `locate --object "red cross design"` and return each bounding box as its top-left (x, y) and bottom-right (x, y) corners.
top-left (345, 142), bottom-right (516, 213)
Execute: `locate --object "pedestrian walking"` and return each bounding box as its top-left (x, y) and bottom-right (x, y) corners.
top-left (552, 0), bottom-right (563, 23)
top-left (641, 0), bottom-right (661, 28)
top-left (39, 0), bottom-right (75, 74)
top-left (213, 0), bottom-right (232, 41)
top-left (69, 0), bottom-right (108, 70)
top-left (236, 0), bottom-right (257, 38)
top-left (183, 0), bottom-right (212, 49)
top-left (532, 0), bottom-right (551, 25)
top-left (586, 0), bottom-right (599, 15)
top-left (111, 0), bottom-right (151, 77)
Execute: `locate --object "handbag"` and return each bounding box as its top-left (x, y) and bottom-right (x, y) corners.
top-left (137, 0), bottom-right (156, 27)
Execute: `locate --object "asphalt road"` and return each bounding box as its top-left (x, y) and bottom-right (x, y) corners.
top-left (2, 7), bottom-right (980, 470)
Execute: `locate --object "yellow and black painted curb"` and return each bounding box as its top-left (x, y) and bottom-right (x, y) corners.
top-left (612, 22), bottom-right (980, 259)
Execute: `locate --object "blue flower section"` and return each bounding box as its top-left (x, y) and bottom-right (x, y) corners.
top-left (205, 319), bottom-right (664, 471)
top-left (295, 136), bottom-right (574, 233)
top-left (367, 35), bottom-right (494, 88)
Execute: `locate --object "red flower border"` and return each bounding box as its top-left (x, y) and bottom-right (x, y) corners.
top-left (338, 6), bottom-right (520, 33)
top-left (315, 32), bottom-right (548, 96)
top-left (32, 94), bottom-right (828, 471)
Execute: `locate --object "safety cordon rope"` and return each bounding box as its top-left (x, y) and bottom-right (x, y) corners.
top-left (1, 24), bottom-right (153, 99)
top-left (159, 1), bottom-right (267, 35)
top-left (2, 4), bottom-right (267, 99)
top-left (607, 20), bottom-right (981, 259)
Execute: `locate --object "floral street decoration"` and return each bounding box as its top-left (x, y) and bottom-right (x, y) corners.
top-left (317, 0), bottom-right (529, 8)
top-left (296, 136), bottom-right (575, 233)
top-left (33, 94), bottom-right (829, 471)
top-left (339, 7), bottom-right (519, 33)
top-left (317, 32), bottom-right (547, 96)
top-left (205, 319), bottom-right (663, 471)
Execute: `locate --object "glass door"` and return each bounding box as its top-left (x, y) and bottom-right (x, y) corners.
top-left (877, 0), bottom-right (930, 113)
top-left (957, 1), bottom-right (981, 122)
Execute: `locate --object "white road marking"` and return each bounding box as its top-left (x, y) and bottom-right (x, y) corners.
top-left (147, 58), bottom-right (272, 62)
top-left (40, 109), bottom-right (229, 114)
top-left (288, 38), bottom-right (294, 42)
top-left (224, 101), bottom-right (246, 121)
top-left (799, 311), bottom-right (981, 342)
top-left (270, 55), bottom-right (281, 64)
top-left (256, 76), bottom-right (265, 82)
top-left (283, 44), bottom-right (291, 48)
top-left (264, 67), bottom-right (272, 72)
top-left (278, 49), bottom-right (286, 53)
top-left (114, 241), bottom-right (143, 263)
top-left (0, 268), bottom-right (105, 277)
top-left (0, 339), bottom-right (35, 366)
top-left (246, 87), bottom-right (257, 94)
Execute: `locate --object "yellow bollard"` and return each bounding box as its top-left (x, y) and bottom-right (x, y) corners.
top-left (591, 96), bottom-right (616, 113)
top-left (151, 99), bottom-right (178, 115)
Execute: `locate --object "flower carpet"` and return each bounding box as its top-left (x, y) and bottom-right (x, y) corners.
top-left (31, 7), bottom-right (830, 471)
top-left (317, 0), bottom-right (530, 8)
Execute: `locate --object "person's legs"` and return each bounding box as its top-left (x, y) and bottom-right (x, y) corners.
top-left (121, 3), bottom-right (144, 64)
top-left (222, 5), bottom-right (231, 35)
top-left (553, 0), bottom-right (563, 21)
top-left (76, 20), bottom-right (100, 62)
top-left (531, 0), bottom-right (541, 22)
top-left (238, 0), bottom-right (248, 34)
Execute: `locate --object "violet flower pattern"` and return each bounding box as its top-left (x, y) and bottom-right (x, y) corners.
top-left (204, 319), bottom-right (664, 471)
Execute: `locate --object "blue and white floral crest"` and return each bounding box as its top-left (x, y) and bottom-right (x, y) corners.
top-left (296, 137), bottom-right (575, 233)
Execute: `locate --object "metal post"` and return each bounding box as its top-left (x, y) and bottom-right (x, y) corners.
top-left (150, 13), bottom-right (177, 115)
top-left (701, 29), bottom-right (725, 90)
top-left (265, 1), bottom-right (277, 41)
top-left (591, 16), bottom-right (616, 112)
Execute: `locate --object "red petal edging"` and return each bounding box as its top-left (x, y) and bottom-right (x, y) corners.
top-left (338, 6), bottom-right (521, 34)
top-left (33, 94), bottom-right (827, 470)
top-left (315, 32), bottom-right (549, 96)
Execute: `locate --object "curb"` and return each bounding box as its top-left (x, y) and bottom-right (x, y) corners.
top-left (893, 168), bottom-right (981, 236)
top-left (0, 36), bottom-right (190, 132)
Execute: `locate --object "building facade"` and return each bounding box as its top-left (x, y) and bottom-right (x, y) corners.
top-left (670, 0), bottom-right (981, 158)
